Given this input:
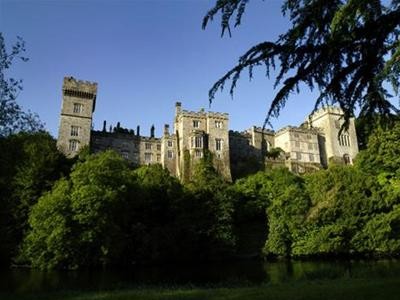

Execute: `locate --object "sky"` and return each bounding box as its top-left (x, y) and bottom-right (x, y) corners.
top-left (1, 0), bottom-right (320, 138)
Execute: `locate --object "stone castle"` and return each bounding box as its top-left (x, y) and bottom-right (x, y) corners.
top-left (57, 77), bottom-right (359, 180)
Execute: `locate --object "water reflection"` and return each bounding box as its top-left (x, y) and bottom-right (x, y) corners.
top-left (1, 259), bottom-right (400, 294)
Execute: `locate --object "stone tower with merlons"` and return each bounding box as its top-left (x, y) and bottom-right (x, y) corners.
top-left (57, 77), bottom-right (97, 157)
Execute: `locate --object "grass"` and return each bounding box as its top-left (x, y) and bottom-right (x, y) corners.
top-left (2, 277), bottom-right (400, 300)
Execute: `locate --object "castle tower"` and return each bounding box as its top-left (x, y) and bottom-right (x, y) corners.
top-left (57, 77), bottom-right (97, 157)
top-left (308, 107), bottom-right (359, 167)
top-left (173, 102), bottom-right (231, 181)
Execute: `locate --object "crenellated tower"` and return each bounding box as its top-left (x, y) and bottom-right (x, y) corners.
top-left (57, 77), bottom-right (97, 157)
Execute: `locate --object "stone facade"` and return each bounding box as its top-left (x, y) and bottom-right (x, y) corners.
top-left (57, 77), bottom-right (359, 180)
top-left (308, 107), bottom-right (359, 166)
top-left (57, 77), bottom-right (97, 157)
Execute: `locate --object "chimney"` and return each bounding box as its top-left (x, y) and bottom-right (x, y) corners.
top-left (103, 120), bottom-right (107, 132)
top-left (164, 124), bottom-right (170, 136)
top-left (150, 124), bottom-right (155, 138)
top-left (136, 125), bottom-right (140, 136)
top-left (175, 101), bottom-right (182, 115)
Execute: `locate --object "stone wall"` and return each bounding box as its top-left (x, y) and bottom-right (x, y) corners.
top-left (57, 77), bottom-right (97, 157)
top-left (309, 107), bottom-right (359, 167)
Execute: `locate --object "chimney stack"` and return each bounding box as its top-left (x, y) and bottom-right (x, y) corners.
top-left (164, 124), bottom-right (170, 136)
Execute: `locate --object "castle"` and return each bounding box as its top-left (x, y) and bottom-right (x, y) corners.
top-left (57, 77), bottom-right (359, 180)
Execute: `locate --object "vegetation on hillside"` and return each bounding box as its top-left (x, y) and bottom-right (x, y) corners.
top-left (0, 121), bottom-right (399, 269)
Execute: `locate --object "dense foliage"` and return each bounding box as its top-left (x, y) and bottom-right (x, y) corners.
top-left (1, 122), bottom-right (400, 269)
top-left (203, 0), bottom-right (400, 128)
top-left (0, 132), bottom-right (70, 265)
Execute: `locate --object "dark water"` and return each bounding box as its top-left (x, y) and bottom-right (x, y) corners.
top-left (1, 259), bottom-right (400, 294)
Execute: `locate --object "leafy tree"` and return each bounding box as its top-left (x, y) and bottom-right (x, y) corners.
top-left (128, 164), bottom-right (184, 262)
top-left (355, 122), bottom-right (400, 175)
top-left (19, 179), bottom-right (75, 269)
top-left (0, 33), bottom-right (43, 136)
top-left (20, 150), bottom-right (134, 269)
top-left (262, 168), bottom-right (309, 257)
top-left (292, 165), bottom-right (382, 257)
top-left (203, 1), bottom-right (400, 128)
top-left (180, 152), bottom-right (236, 260)
top-left (0, 132), bottom-right (69, 265)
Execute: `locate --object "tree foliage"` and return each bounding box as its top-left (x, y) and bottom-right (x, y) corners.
top-left (0, 132), bottom-right (69, 265)
top-left (0, 33), bottom-right (43, 136)
top-left (203, 0), bottom-right (400, 128)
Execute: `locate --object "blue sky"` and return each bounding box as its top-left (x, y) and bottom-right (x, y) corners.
top-left (1, 0), bottom-right (319, 137)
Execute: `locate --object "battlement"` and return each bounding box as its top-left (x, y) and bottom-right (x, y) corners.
top-left (178, 109), bottom-right (229, 120)
top-left (248, 126), bottom-right (275, 135)
top-left (276, 125), bottom-right (320, 136)
top-left (308, 106), bottom-right (344, 122)
top-left (63, 76), bottom-right (98, 95)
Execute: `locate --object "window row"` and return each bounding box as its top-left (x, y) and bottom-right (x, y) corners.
top-left (145, 143), bottom-right (162, 151)
top-left (73, 103), bottom-right (83, 114)
top-left (192, 120), bottom-right (224, 129)
top-left (71, 125), bottom-right (80, 136)
top-left (338, 135), bottom-right (351, 147)
top-left (144, 153), bottom-right (162, 162)
top-left (68, 139), bottom-right (79, 152)
top-left (294, 141), bottom-right (318, 150)
top-left (295, 152), bottom-right (315, 162)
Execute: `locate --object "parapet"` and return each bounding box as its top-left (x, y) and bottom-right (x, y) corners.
top-left (63, 76), bottom-right (98, 95)
top-left (308, 106), bottom-right (344, 121)
top-left (275, 125), bottom-right (319, 136)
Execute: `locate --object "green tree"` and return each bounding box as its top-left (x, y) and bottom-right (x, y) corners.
top-left (0, 33), bottom-right (43, 136)
top-left (180, 152), bottom-right (236, 260)
top-left (292, 165), bottom-right (382, 257)
top-left (20, 150), bottom-right (134, 269)
top-left (0, 132), bottom-right (69, 265)
top-left (128, 164), bottom-right (184, 262)
top-left (203, 1), bottom-right (400, 128)
top-left (262, 168), bottom-right (309, 257)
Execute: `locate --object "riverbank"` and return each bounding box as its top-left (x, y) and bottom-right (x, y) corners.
top-left (3, 277), bottom-right (400, 300)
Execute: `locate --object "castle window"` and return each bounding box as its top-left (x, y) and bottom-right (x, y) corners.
top-left (296, 152), bottom-right (302, 160)
top-left (295, 141), bottom-right (300, 148)
top-left (157, 144), bottom-right (161, 151)
top-left (307, 135), bottom-right (312, 139)
top-left (70, 126), bottom-right (80, 136)
top-left (193, 120), bottom-right (200, 128)
top-left (144, 153), bottom-right (152, 162)
top-left (167, 150), bottom-right (173, 159)
top-left (308, 143), bottom-right (313, 150)
top-left (191, 136), bottom-right (203, 148)
top-left (145, 143), bottom-right (152, 150)
top-left (195, 149), bottom-right (203, 158)
top-left (343, 154), bottom-right (351, 165)
top-left (215, 121), bottom-right (223, 128)
top-left (68, 140), bottom-right (79, 152)
top-left (215, 138), bottom-right (223, 151)
top-left (73, 103), bottom-right (82, 114)
top-left (156, 154), bottom-right (161, 162)
top-left (309, 153), bottom-right (314, 162)
top-left (338, 135), bottom-right (350, 147)
top-left (294, 133), bottom-right (299, 138)
top-left (167, 140), bottom-right (173, 147)
top-left (121, 151), bottom-right (129, 159)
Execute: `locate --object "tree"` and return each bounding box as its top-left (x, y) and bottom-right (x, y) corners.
top-left (203, 1), bottom-right (400, 128)
top-left (0, 33), bottom-right (43, 136)
top-left (0, 132), bottom-right (70, 265)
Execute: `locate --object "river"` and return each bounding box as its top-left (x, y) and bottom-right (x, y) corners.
top-left (1, 259), bottom-right (400, 294)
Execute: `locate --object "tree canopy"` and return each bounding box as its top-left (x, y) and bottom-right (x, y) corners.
top-left (203, 0), bottom-right (400, 128)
